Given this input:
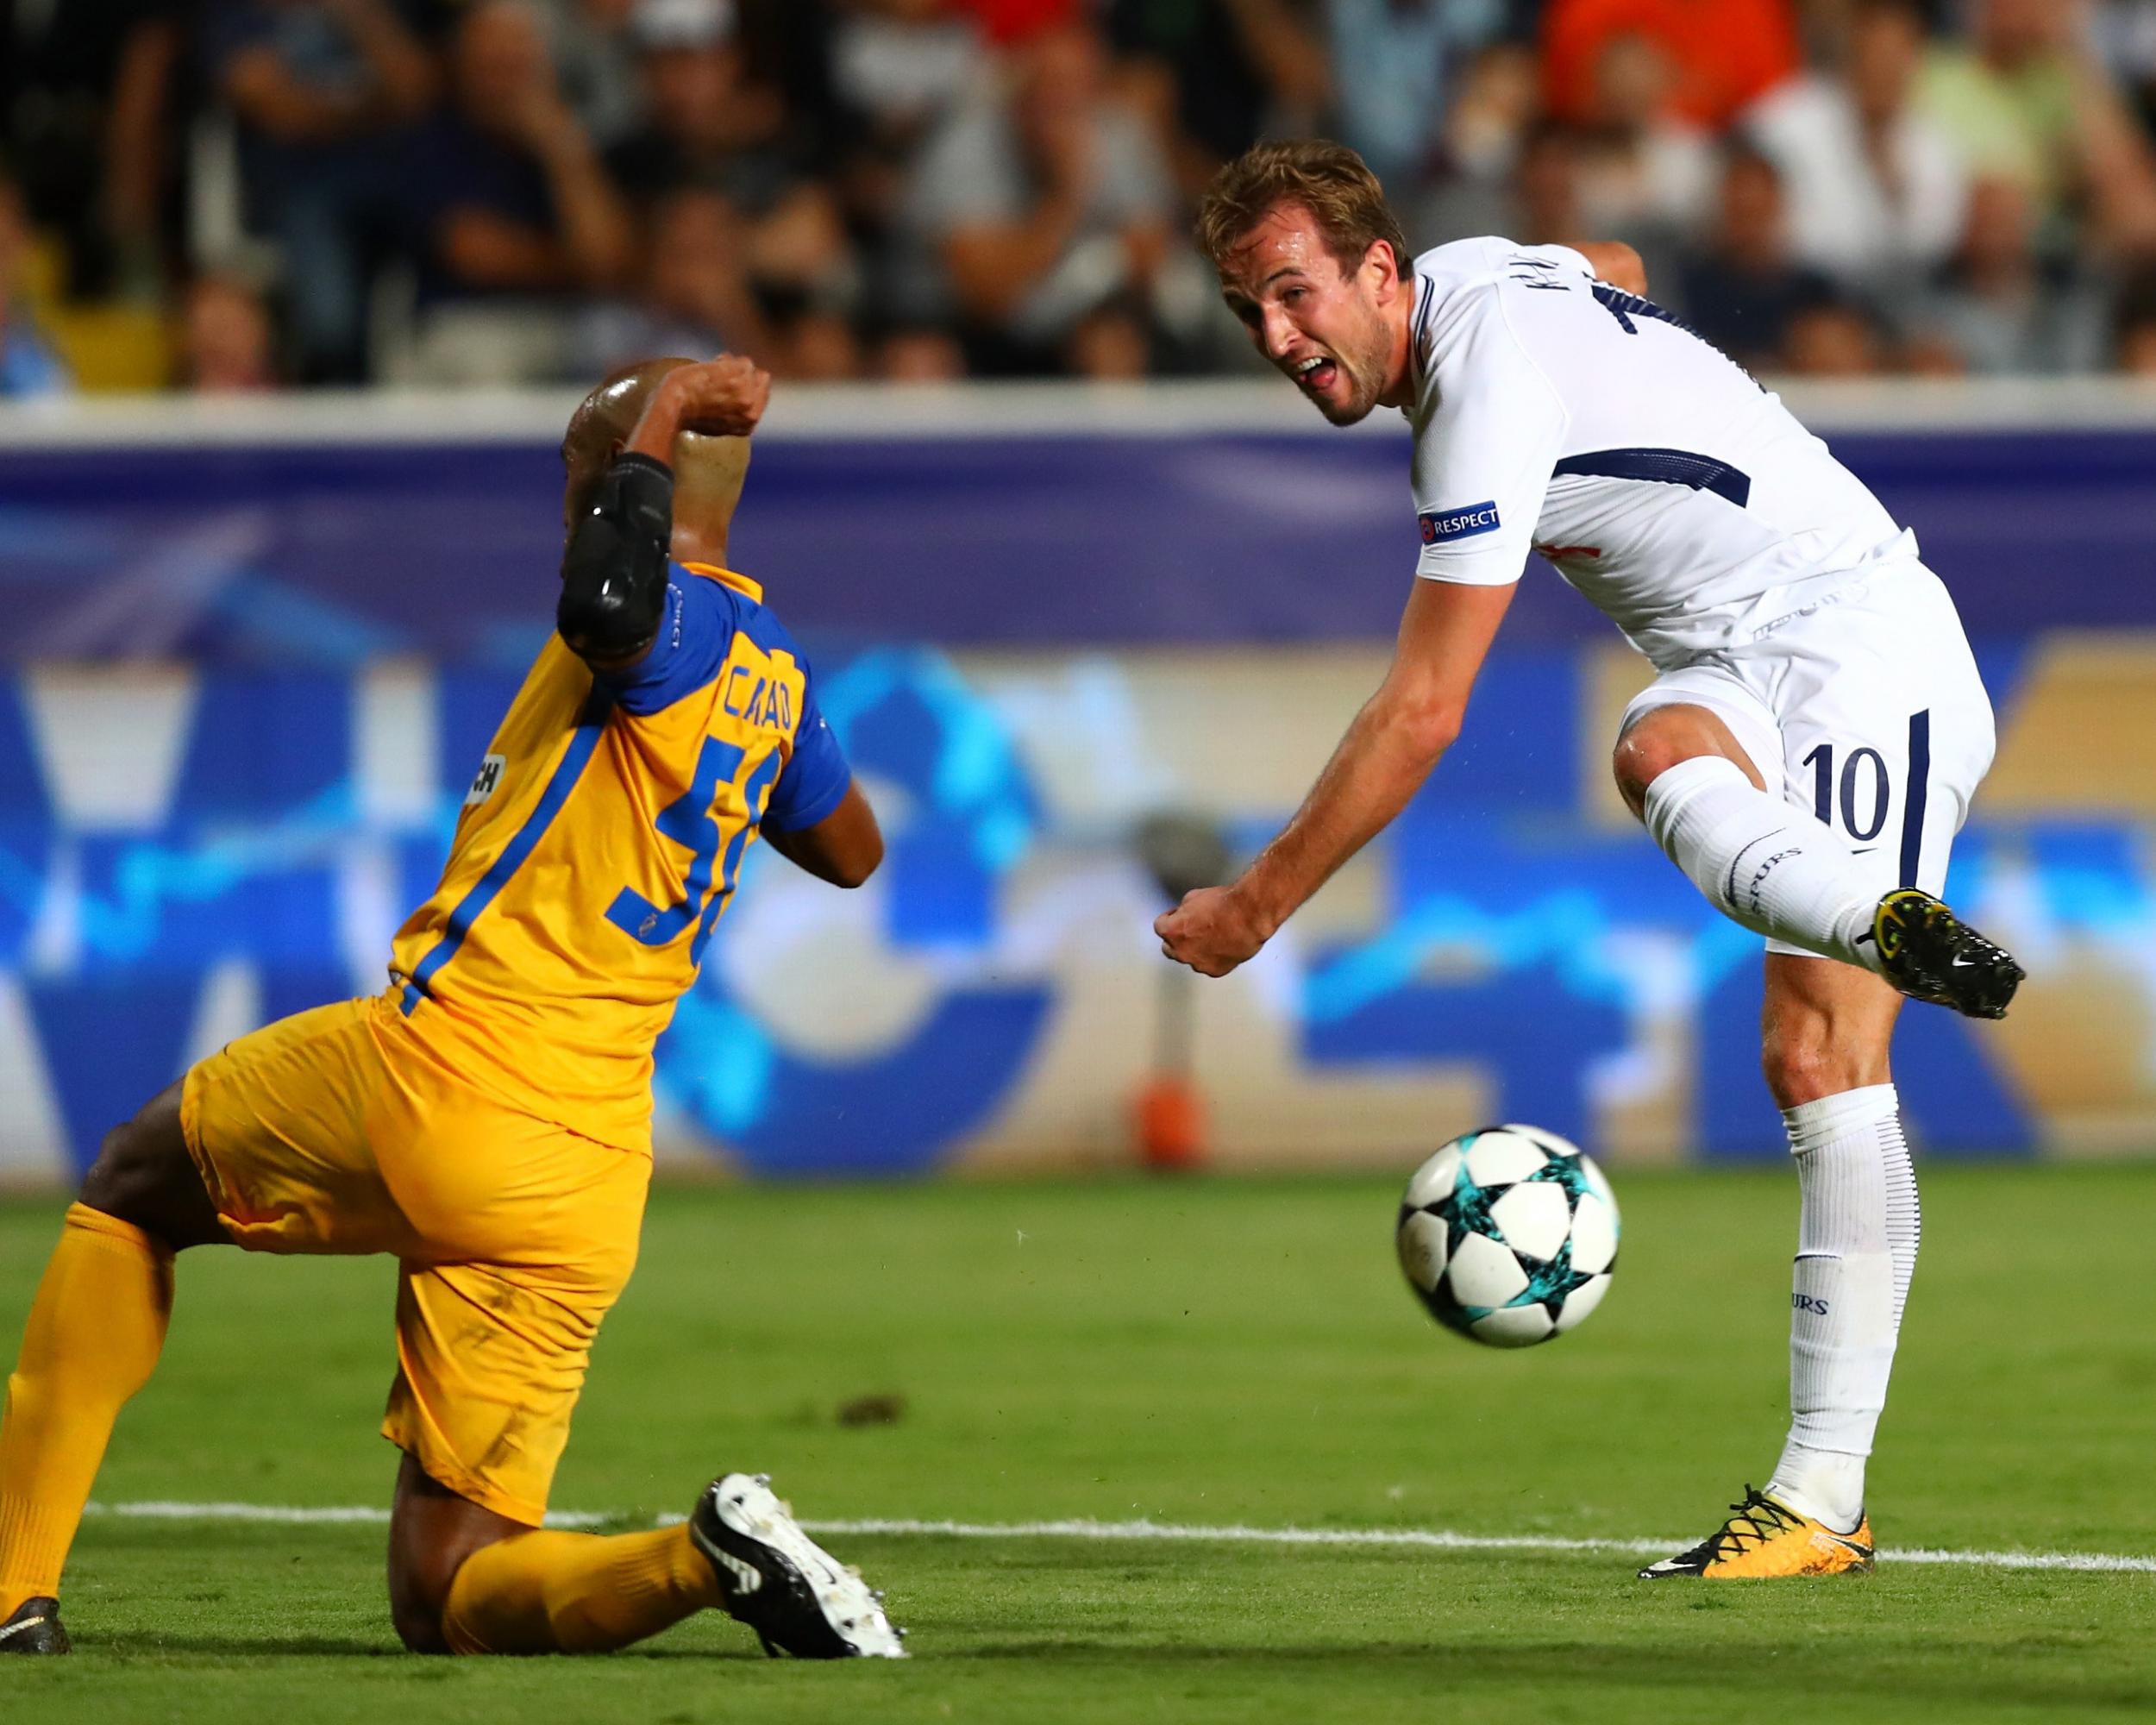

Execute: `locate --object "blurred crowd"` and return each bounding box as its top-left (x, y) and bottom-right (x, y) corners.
top-left (10, 0), bottom-right (2156, 392)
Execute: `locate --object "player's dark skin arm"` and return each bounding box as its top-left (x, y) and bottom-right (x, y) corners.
top-left (558, 358), bottom-right (771, 675)
top-left (557, 357), bottom-right (881, 889)
top-left (1156, 578), bottom-right (1514, 976)
top-left (761, 782), bottom-right (883, 888)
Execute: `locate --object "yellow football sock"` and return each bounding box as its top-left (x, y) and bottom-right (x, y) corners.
top-left (0, 1203), bottom-right (174, 1618)
top-left (441, 1525), bottom-right (721, 1654)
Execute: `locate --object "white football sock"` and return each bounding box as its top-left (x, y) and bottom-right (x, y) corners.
top-left (1765, 1084), bottom-right (1918, 1533)
top-left (1640, 756), bottom-right (1883, 969)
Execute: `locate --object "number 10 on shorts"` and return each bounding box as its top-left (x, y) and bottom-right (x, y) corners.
top-left (1802, 710), bottom-right (1932, 887)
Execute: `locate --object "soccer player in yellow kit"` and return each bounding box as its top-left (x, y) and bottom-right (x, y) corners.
top-left (0, 355), bottom-right (906, 1659)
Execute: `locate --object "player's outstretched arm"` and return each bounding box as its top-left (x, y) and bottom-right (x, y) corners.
top-left (761, 781), bottom-right (884, 889)
top-left (1156, 577), bottom-right (1514, 977)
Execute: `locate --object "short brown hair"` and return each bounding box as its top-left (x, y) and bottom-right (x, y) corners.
top-left (1194, 139), bottom-right (1412, 281)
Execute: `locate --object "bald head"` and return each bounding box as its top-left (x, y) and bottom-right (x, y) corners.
top-left (562, 357), bottom-right (692, 518)
top-left (562, 356), bottom-right (754, 564)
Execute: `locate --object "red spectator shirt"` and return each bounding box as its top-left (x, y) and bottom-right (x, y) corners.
top-left (1541, 0), bottom-right (1799, 130)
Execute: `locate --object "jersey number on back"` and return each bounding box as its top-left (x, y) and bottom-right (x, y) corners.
top-left (606, 733), bottom-right (782, 965)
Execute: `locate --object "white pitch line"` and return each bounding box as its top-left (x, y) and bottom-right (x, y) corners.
top-left (83, 1502), bottom-right (2156, 1574)
top-left (804, 1517), bottom-right (2156, 1574)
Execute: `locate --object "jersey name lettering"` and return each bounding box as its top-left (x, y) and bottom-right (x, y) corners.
top-left (465, 754), bottom-right (506, 808)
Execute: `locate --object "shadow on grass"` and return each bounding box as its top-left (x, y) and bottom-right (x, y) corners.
top-left (87, 1635), bottom-right (781, 1662)
top-left (950, 1637), bottom-right (2156, 1714)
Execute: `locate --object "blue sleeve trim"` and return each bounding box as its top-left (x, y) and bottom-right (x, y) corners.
top-left (763, 682), bottom-right (852, 832)
top-left (594, 571), bottom-right (735, 716)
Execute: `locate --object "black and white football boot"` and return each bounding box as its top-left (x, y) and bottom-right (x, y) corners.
top-left (1871, 888), bottom-right (2023, 1019)
top-left (0, 1595), bottom-right (70, 1654)
top-left (688, 1473), bottom-right (906, 1659)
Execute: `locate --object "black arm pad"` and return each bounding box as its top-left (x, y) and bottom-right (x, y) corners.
top-left (558, 452), bottom-right (674, 661)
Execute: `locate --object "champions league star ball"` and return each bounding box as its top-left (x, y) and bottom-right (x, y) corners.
top-left (1395, 1124), bottom-right (1620, 1348)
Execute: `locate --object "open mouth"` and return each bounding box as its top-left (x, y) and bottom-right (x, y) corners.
top-left (1293, 354), bottom-right (1338, 394)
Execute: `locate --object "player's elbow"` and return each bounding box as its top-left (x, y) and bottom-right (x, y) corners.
top-left (1388, 697), bottom-right (1463, 762)
top-left (830, 830), bottom-right (883, 889)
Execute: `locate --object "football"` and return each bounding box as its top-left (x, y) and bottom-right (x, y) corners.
top-left (1395, 1124), bottom-right (1620, 1347)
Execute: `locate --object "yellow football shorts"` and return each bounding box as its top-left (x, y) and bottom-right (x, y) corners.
top-left (179, 996), bottom-right (651, 1526)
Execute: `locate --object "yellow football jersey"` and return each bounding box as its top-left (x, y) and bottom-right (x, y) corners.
top-left (378, 563), bottom-right (850, 1151)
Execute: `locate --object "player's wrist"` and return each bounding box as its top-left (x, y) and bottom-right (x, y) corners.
top-left (1227, 869), bottom-right (1291, 944)
top-left (624, 380), bottom-right (691, 461)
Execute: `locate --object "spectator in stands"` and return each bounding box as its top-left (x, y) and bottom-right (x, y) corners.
top-left (1571, 30), bottom-right (1715, 276)
top-left (1325, 0), bottom-right (1509, 193)
top-left (1415, 41), bottom-right (1542, 245)
top-left (400, 2), bottom-right (636, 314)
top-left (828, 0), bottom-right (989, 295)
top-left (206, 0), bottom-right (439, 382)
top-left (874, 323), bottom-right (969, 379)
top-left (1915, 175), bottom-right (2108, 373)
top-left (2093, 0), bottom-right (2156, 137)
top-left (177, 273), bottom-right (282, 391)
top-left (1919, 0), bottom-right (2156, 259)
top-left (1509, 122), bottom-right (1593, 250)
top-left (1742, 0), bottom-right (1968, 312)
top-left (1541, 0), bottom-right (1800, 131)
top-left (605, 0), bottom-right (787, 204)
top-left (1106, 0), bottom-right (1329, 191)
top-left (575, 184), bottom-right (859, 380)
top-left (605, 0), bottom-right (857, 347)
top-left (530, 0), bottom-right (646, 146)
top-left (1783, 300), bottom-right (1888, 374)
top-left (1676, 145), bottom-right (1838, 371)
top-left (895, 21), bottom-right (1178, 374)
top-left (0, 173), bottom-right (73, 397)
top-left (9, 0), bottom-right (191, 300)
top-left (953, 0), bottom-right (1082, 43)
top-left (2112, 269), bottom-right (2156, 369)
top-left (830, 0), bottom-right (984, 153)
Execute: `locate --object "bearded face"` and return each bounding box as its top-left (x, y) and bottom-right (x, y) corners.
top-left (1218, 206), bottom-right (1406, 427)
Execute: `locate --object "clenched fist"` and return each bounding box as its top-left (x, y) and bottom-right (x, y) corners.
top-left (1155, 885), bottom-right (1273, 977)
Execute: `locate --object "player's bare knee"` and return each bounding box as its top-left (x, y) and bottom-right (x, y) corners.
top-left (391, 1592), bottom-right (451, 1655)
top-left (1762, 1026), bottom-right (1871, 1111)
top-left (387, 1454), bottom-right (528, 1654)
top-left (80, 1114), bottom-right (177, 1225)
top-left (1611, 726), bottom-right (1689, 817)
top-left (77, 1082), bottom-right (221, 1247)
top-left (386, 1538), bottom-right (463, 1654)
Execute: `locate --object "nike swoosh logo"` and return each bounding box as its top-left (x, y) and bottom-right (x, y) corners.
top-left (711, 1548), bottom-right (762, 1595)
top-left (0, 1615), bottom-right (50, 1643)
top-left (1850, 847), bottom-right (1879, 856)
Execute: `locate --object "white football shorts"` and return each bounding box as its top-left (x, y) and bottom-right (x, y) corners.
top-left (1620, 558), bottom-right (1996, 957)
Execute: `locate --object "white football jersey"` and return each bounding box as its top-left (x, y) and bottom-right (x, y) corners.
top-left (1406, 237), bottom-right (1912, 669)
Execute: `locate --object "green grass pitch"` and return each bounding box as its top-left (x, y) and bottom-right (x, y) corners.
top-left (3, 1161), bottom-right (2153, 1722)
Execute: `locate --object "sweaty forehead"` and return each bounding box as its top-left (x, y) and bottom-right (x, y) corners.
top-left (1221, 210), bottom-right (1332, 294)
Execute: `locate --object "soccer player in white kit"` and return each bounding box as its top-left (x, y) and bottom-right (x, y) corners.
top-left (1157, 139), bottom-right (2024, 1579)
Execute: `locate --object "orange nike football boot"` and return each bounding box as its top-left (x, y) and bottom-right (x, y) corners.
top-left (1639, 1487), bottom-right (1874, 1579)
